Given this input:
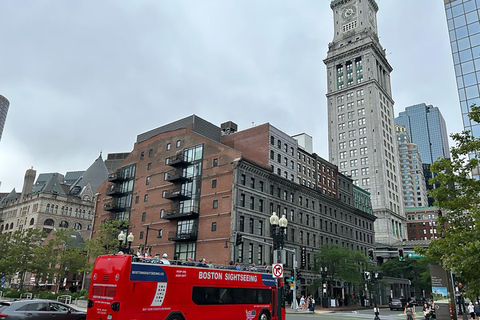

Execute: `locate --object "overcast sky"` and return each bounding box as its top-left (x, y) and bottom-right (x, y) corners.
top-left (0, 1), bottom-right (460, 192)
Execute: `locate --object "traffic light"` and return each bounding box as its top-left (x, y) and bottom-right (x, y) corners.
top-left (297, 269), bottom-right (303, 281)
top-left (368, 249), bottom-right (375, 261)
top-left (235, 233), bottom-right (243, 246)
top-left (398, 248), bottom-right (405, 261)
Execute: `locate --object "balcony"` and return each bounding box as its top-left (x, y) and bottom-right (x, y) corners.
top-left (104, 201), bottom-right (123, 212)
top-left (108, 170), bottom-right (126, 182)
top-left (165, 169), bottom-right (192, 183)
top-left (106, 184), bottom-right (126, 196)
top-left (164, 188), bottom-right (192, 201)
top-left (168, 229), bottom-right (198, 241)
top-left (167, 154), bottom-right (191, 168)
top-left (163, 205), bottom-right (199, 220)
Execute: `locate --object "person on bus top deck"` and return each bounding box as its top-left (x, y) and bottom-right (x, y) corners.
top-left (227, 260), bottom-right (236, 270)
top-left (152, 254), bottom-right (160, 263)
top-left (197, 258), bottom-right (209, 268)
top-left (160, 253), bottom-right (171, 265)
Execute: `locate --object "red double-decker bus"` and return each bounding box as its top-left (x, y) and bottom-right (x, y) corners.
top-left (87, 254), bottom-right (285, 320)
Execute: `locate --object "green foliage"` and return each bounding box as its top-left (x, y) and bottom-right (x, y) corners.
top-left (311, 244), bottom-right (371, 294)
top-left (425, 105), bottom-right (480, 299)
top-left (84, 219), bottom-right (128, 271)
top-left (380, 256), bottom-right (432, 294)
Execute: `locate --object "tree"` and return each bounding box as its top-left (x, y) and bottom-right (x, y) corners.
top-left (424, 105), bottom-right (480, 299)
top-left (6, 229), bottom-right (46, 289)
top-left (311, 244), bottom-right (371, 297)
top-left (83, 219), bottom-right (128, 271)
top-left (380, 256), bottom-right (432, 297)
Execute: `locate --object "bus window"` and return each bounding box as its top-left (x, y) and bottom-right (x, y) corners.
top-left (192, 287), bottom-right (272, 305)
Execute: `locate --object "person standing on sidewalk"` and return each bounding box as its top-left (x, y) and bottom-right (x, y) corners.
top-left (468, 302), bottom-right (475, 319)
top-left (474, 302), bottom-right (480, 319)
top-left (405, 303), bottom-right (415, 320)
top-left (310, 297), bottom-right (316, 312)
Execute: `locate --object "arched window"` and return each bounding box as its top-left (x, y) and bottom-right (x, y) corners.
top-left (73, 223), bottom-right (82, 230)
top-left (61, 206), bottom-right (64, 215)
top-left (29, 218), bottom-right (35, 226)
top-left (46, 204), bottom-right (50, 212)
top-left (54, 205), bottom-right (58, 214)
top-left (44, 219), bottom-right (54, 226)
top-left (9, 223), bottom-right (13, 229)
top-left (69, 208), bottom-right (72, 216)
top-left (4, 224), bottom-right (7, 231)
top-left (59, 221), bottom-right (69, 228)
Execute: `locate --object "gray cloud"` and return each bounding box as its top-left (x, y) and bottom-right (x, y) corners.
top-left (0, 0), bottom-right (461, 191)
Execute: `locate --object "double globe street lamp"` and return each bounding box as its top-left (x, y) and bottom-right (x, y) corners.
top-left (118, 231), bottom-right (134, 254)
top-left (269, 212), bottom-right (288, 318)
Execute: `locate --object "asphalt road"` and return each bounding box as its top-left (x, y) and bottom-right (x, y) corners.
top-left (287, 307), bottom-right (415, 320)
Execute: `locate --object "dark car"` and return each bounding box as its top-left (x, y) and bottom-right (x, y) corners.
top-left (0, 299), bottom-right (85, 320)
top-left (389, 298), bottom-right (405, 311)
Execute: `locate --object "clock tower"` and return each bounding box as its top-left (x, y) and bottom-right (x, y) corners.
top-left (324, 0), bottom-right (406, 245)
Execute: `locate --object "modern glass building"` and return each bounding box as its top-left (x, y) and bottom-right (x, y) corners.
top-left (0, 94), bottom-right (9, 141)
top-left (395, 103), bottom-right (450, 165)
top-left (444, 0), bottom-right (480, 176)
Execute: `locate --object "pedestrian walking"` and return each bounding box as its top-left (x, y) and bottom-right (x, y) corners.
top-left (374, 304), bottom-right (380, 320)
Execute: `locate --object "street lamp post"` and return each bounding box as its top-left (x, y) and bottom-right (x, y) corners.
top-left (270, 212), bottom-right (288, 319)
top-left (118, 231), bottom-right (134, 254)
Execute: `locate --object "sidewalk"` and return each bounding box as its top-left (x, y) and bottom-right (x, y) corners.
top-left (286, 304), bottom-right (378, 314)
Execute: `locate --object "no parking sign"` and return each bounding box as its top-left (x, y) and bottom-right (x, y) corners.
top-left (272, 263), bottom-right (283, 278)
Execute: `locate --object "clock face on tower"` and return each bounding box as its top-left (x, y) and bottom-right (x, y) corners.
top-left (343, 6), bottom-right (356, 19)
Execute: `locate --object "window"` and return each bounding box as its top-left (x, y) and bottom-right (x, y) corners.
top-left (213, 158), bottom-right (218, 167)
top-left (240, 194), bottom-right (245, 207)
top-left (157, 230), bottom-right (163, 238)
top-left (270, 136), bottom-right (275, 145)
top-left (259, 199), bottom-right (264, 212)
top-left (250, 178), bottom-right (255, 189)
top-left (166, 143), bottom-right (171, 151)
top-left (249, 218), bottom-right (254, 234)
top-left (176, 140), bottom-right (181, 148)
top-left (211, 222), bottom-right (217, 231)
top-left (149, 148), bottom-right (153, 157)
top-left (142, 212), bottom-right (146, 222)
top-left (147, 163), bottom-right (152, 170)
top-left (146, 176), bottom-right (150, 185)
top-left (140, 152), bottom-right (144, 160)
top-left (258, 220), bottom-right (263, 236)
top-left (259, 181), bottom-right (264, 192)
top-left (212, 179), bottom-right (217, 188)
top-left (135, 196), bottom-right (139, 203)
top-left (213, 200), bottom-right (218, 209)
top-left (241, 174), bottom-right (246, 185)
top-left (144, 194), bottom-right (148, 202)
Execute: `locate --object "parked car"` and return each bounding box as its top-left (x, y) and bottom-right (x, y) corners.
top-left (0, 299), bottom-right (85, 320)
top-left (389, 298), bottom-right (405, 311)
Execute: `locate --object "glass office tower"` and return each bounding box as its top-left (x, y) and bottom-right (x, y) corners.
top-left (395, 103), bottom-right (450, 165)
top-left (444, 0), bottom-right (480, 176)
top-left (0, 94), bottom-right (9, 141)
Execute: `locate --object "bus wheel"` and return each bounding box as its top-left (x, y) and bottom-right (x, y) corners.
top-left (166, 312), bottom-right (185, 320)
top-left (258, 310), bottom-right (270, 320)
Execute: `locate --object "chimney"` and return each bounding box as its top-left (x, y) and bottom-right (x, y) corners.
top-left (21, 167), bottom-right (36, 200)
top-left (220, 121), bottom-right (238, 136)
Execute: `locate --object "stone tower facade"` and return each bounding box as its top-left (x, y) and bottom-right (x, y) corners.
top-left (324, 0), bottom-right (406, 245)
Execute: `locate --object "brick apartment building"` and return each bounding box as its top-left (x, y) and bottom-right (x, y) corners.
top-left (94, 115), bottom-right (375, 275)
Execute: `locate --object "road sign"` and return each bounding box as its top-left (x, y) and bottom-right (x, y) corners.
top-left (408, 253), bottom-right (424, 258)
top-left (272, 263), bottom-right (284, 278)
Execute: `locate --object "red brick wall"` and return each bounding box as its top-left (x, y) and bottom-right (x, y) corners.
top-left (221, 123), bottom-right (270, 168)
top-left (93, 126), bottom-right (242, 265)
